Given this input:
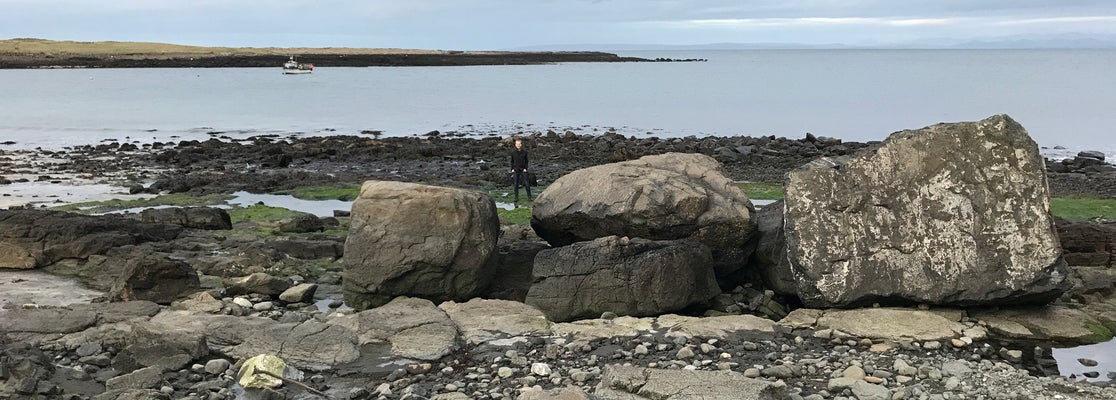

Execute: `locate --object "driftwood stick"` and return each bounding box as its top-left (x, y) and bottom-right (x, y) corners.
top-left (256, 369), bottom-right (334, 399)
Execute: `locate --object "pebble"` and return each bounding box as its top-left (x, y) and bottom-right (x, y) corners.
top-left (634, 345), bottom-right (649, 355)
top-left (1078, 358), bottom-right (1099, 367)
top-left (530, 363), bottom-right (552, 377)
top-left (923, 341), bottom-right (942, 350)
top-left (75, 342), bottom-right (101, 357)
top-left (231, 297), bottom-right (252, 308)
top-left (950, 339), bottom-right (966, 348)
top-left (252, 301), bottom-right (274, 311)
top-left (497, 367), bottom-right (513, 378)
top-left (743, 368), bottom-right (761, 378)
top-left (676, 346), bottom-right (695, 359)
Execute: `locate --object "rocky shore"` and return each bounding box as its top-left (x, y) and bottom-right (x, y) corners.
top-left (2, 116), bottom-right (1116, 400)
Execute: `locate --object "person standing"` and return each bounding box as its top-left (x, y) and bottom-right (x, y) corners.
top-left (510, 138), bottom-right (532, 205)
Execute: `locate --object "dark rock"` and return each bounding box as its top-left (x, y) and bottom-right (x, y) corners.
top-left (749, 200), bottom-right (796, 296)
top-left (595, 364), bottom-right (785, 399)
top-left (108, 252), bottom-right (200, 305)
top-left (0, 342), bottom-right (54, 397)
top-left (139, 207), bottom-right (232, 230)
top-left (1055, 218), bottom-right (1116, 268)
top-left (279, 214), bottom-right (325, 233)
top-left (0, 210), bottom-right (183, 269)
top-left (486, 239), bottom-right (550, 302)
top-left (1077, 150), bottom-right (1106, 161)
top-left (525, 236), bottom-right (720, 322)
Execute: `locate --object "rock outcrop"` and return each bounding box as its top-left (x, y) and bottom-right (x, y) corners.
top-left (329, 297), bottom-right (458, 361)
top-left (1055, 218), bottom-right (1116, 268)
top-left (749, 199), bottom-right (796, 295)
top-left (784, 115), bottom-right (1069, 307)
top-left (525, 236), bottom-right (720, 322)
top-left (595, 364), bottom-right (786, 400)
top-left (344, 181), bottom-right (500, 310)
top-left (0, 210), bottom-right (182, 269)
top-left (139, 207), bottom-right (231, 230)
top-left (530, 153), bottom-right (756, 277)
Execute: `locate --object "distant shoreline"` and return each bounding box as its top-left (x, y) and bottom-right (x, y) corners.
top-left (0, 38), bottom-right (653, 68)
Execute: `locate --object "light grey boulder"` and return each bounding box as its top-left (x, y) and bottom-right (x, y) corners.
top-left (329, 297), bottom-right (458, 360)
top-left (530, 153), bottom-right (756, 277)
top-left (279, 283), bottom-right (318, 303)
top-left (344, 181), bottom-right (499, 310)
top-left (784, 115), bottom-right (1069, 307)
top-left (438, 298), bottom-right (551, 344)
top-left (224, 272), bottom-right (291, 297)
top-left (594, 364), bottom-right (786, 399)
top-left (105, 366), bottom-right (162, 391)
top-left (525, 236), bottom-right (720, 322)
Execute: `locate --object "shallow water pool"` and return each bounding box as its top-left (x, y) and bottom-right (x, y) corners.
top-left (1052, 339), bottom-right (1116, 382)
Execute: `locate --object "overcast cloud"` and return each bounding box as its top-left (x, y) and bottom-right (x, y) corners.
top-left (2, 0), bottom-right (1115, 49)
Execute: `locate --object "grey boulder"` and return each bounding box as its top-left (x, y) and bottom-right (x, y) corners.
top-left (784, 115), bottom-right (1069, 307)
top-left (140, 207), bottom-right (231, 230)
top-left (530, 153), bottom-right (756, 277)
top-left (595, 364), bottom-right (786, 399)
top-left (344, 181), bottom-right (499, 310)
top-left (525, 236), bottom-right (720, 322)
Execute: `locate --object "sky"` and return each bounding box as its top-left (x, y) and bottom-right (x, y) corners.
top-left (3, 0), bottom-right (1116, 49)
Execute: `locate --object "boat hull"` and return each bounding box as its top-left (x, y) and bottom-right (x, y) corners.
top-left (282, 69), bottom-right (312, 74)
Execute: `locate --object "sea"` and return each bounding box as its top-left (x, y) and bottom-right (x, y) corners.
top-left (0, 49), bottom-right (1114, 161)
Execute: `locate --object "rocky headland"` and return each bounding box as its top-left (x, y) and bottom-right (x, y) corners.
top-left (2, 115), bottom-right (1116, 400)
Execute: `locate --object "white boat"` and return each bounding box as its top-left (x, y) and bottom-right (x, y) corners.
top-left (282, 56), bottom-right (313, 74)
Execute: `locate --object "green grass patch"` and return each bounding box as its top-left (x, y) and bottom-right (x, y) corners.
top-left (488, 186), bottom-right (546, 204)
top-left (1085, 322), bottom-right (1115, 343)
top-left (227, 204), bottom-right (309, 224)
top-left (1050, 197), bottom-right (1116, 221)
top-left (279, 183), bottom-right (363, 201)
top-left (498, 207), bottom-right (534, 226)
top-left (50, 193), bottom-right (231, 214)
top-left (737, 182), bottom-right (784, 200)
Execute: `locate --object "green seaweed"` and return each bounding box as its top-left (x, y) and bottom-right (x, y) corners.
top-left (736, 182), bottom-right (784, 200)
top-left (1050, 197), bottom-right (1116, 221)
top-left (50, 193), bottom-right (231, 214)
top-left (497, 207), bottom-right (534, 226)
top-left (227, 204), bottom-right (309, 224)
top-left (1084, 322), bottom-right (1115, 343)
top-left (279, 183), bottom-right (363, 201)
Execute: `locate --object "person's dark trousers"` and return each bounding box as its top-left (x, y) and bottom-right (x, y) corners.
top-left (514, 171), bottom-right (532, 203)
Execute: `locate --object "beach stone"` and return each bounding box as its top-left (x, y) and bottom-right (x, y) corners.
top-left (344, 181), bottom-right (499, 310)
top-left (92, 389), bottom-right (169, 400)
top-left (594, 364), bottom-right (786, 399)
top-left (550, 316), bottom-right (655, 342)
top-left (783, 115), bottom-right (1069, 307)
top-left (438, 298), bottom-right (551, 344)
top-left (0, 209), bottom-right (182, 269)
top-left (278, 283), bottom-right (318, 303)
top-left (76, 342), bottom-right (102, 357)
top-left (0, 308), bottom-right (98, 334)
top-left (139, 207), bottom-right (231, 230)
top-left (532, 363), bottom-right (552, 376)
top-left (525, 236), bottom-right (719, 322)
top-left (852, 380), bottom-right (891, 400)
top-left (799, 308), bottom-right (965, 341)
top-left (224, 272), bottom-right (291, 296)
top-left (971, 306), bottom-right (1112, 343)
top-left (941, 360), bottom-right (973, 378)
top-left (658, 314), bottom-right (775, 339)
top-left (105, 366), bottom-right (162, 391)
top-left (530, 152), bottom-right (757, 277)
top-left (204, 359), bottom-right (231, 375)
top-left (330, 297), bottom-right (458, 361)
top-left (107, 252), bottom-right (199, 305)
top-left (0, 343), bottom-right (53, 397)
top-left (279, 214), bottom-right (325, 233)
top-left (518, 386), bottom-right (590, 400)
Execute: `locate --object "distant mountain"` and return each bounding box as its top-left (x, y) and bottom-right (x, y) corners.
top-left (515, 33), bottom-right (1116, 51)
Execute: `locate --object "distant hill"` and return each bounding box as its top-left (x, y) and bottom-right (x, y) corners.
top-left (0, 38), bottom-right (446, 56)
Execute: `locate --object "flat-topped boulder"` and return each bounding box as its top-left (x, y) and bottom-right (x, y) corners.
top-left (343, 181), bottom-right (499, 310)
top-left (530, 153), bottom-right (756, 277)
top-left (525, 236), bottom-right (720, 322)
top-left (595, 364), bottom-right (786, 400)
top-left (784, 115), bottom-right (1069, 307)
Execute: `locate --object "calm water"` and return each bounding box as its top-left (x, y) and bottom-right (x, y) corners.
top-left (0, 49), bottom-right (1114, 154)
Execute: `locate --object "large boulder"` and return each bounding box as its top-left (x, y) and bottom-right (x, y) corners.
top-left (525, 236), bottom-right (720, 322)
top-left (329, 297), bottom-right (458, 361)
top-left (344, 181), bottom-right (499, 310)
top-left (139, 207), bottom-right (231, 230)
top-left (530, 153), bottom-right (756, 277)
top-left (784, 115), bottom-right (1069, 307)
top-left (0, 210), bottom-right (182, 269)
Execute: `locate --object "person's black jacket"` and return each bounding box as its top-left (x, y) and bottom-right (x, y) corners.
top-left (511, 148), bottom-right (529, 172)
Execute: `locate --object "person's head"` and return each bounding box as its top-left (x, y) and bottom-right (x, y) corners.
top-left (514, 138), bottom-right (523, 149)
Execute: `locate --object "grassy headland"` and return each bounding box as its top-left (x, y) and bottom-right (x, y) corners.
top-left (0, 38), bottom-right (649, 68)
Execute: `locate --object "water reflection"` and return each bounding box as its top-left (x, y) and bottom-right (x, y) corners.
top-left (1052, 339), bottom-right (1116, 382)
